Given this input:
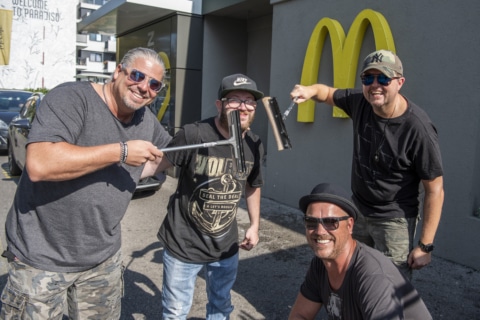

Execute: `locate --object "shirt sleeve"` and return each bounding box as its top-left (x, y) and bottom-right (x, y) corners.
top-left (163, 126), bottom-right (192, 167)
top-left (28, 84), bottom-right (87, 145)
top-left (299, 257), bottom-right (325, 303)
top-left (333, 88), bottom-right (364, 118)
top-left (245, 132), bottom-right (264, 188)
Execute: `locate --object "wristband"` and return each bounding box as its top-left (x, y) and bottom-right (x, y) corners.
top-left (119, 142), bottom-right (128, 164)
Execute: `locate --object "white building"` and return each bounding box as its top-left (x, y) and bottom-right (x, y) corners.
top-left (76, 0), bottom-right (116, 83)
top-left (0, 0), bottom-right (77, 89)
top-left (0, 0), bottom-right (116, 89)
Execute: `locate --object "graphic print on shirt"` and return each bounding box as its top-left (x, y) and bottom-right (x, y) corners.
top-left (188, 154), bottom-right (248, 237)
top-left (326, 292), bottom-right (342, 319)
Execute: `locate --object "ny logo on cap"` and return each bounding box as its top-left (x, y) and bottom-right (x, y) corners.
top-left (369, 52), bottom-right (384, 63)
top-left (233, 77), bottom-right (251, 86)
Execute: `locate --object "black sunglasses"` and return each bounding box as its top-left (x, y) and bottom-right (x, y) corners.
top-left (123, 66), bottom-right (164, 92)
top-left (360, 74), bottom-right (399, 86)
top-left (304, 216), bottom-right (350, 231)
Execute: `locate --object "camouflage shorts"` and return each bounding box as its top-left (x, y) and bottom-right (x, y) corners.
top-left (0, 250), bottom-right (123, 320)
top-left (352, 215), bottom-right (419, 279)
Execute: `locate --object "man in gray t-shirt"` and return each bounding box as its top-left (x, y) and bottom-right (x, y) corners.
top-left (1, 47), bottom-right (171, 319)
top-left (289, 183), bottom-right (432, 320)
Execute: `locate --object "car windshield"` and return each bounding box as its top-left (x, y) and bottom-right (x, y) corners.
top-left (0, 91), bottom-right (32, 113)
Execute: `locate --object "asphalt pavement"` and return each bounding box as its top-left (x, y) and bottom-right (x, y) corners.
top-left (1, 163), bottom-right (480, 319)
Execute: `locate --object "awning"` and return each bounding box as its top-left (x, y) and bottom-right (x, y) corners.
top-left (77, 0), bottom-right (201, 36)
top-left (75, 73), bottom-right (112, 83)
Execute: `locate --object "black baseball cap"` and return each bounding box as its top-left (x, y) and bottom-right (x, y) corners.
top-left (218, 73), bottom-right (264, 100)
top-left (299, 183), bottom-right (359, 220)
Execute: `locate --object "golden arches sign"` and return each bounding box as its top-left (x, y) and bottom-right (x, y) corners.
top-left (298, 9), bottom-right (396, 122)
top-left (156, 51), bottom-right (171, 122)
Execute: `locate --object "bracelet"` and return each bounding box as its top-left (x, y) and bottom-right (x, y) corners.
top-left (119, 142), bottom-right (128, 164)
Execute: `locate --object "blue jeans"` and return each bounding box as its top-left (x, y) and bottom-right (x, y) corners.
top-left (161, 248), bottom-right (238, 320)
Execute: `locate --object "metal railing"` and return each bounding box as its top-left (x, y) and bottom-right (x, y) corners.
top-left (79, 0), bottom-right (110, 5)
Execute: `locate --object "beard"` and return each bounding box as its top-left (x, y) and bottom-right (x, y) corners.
top-left (218, 106), bottom-right (254, 133)
top-left (122, 95), bottom-right (145, 112)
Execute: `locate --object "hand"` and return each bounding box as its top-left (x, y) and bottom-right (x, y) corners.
top-left (290, 84), bottom-right (313, 104)
top-left (239, 227), bottom-right (259, 251)
top-left (123, 140), bottom-right (164, 167)
top-left (407, 246), bottom-right (432, 270)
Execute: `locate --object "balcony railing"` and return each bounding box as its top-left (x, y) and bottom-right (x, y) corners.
top-left (80, 0), bottom-right (110, 5)
top-left (76, 34), bottom-right (88, 45)
top-left (104, 40), bottom-right (116, 52)
top-left (103, 61), bottom-right (116, 73)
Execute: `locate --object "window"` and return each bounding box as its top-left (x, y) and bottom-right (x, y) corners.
top-left (89, 53), bottom-right (102, 62)
top-left (88, 34), bottom-right (102, 42)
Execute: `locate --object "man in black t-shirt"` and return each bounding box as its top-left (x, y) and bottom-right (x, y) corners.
top-left (156, 74), bottom-right (265, 319)
top-left (290, 50), bottom-right (444, 279)
top-left (289, 183), bottom-right (432, 320)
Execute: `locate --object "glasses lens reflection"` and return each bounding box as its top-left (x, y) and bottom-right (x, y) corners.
top-left (127, 69), bottom-right (163, 92)
top-left (361, 74), bottom-right (393, 86)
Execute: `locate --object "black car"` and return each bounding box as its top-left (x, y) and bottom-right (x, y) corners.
top-left (7, 92), bottom-right (164, 195)
top-left (7, 92), bottom-right (43, 175)
top-left (0, 89), bottom-right (34, 153)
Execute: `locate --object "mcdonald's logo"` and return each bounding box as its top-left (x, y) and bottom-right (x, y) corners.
top-left (298, 9), bottom-right (396, 122)
top-left (156, 51), bottom-right (171, 122)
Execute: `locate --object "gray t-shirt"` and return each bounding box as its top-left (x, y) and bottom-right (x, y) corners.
top-left (300, 242), bottom-right (432, 319)
top-left (5, 81), bottom-right (171, 272)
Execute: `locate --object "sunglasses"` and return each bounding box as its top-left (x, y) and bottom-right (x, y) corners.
top-left (304, 216), bottom-right (350, 231)
top-left (360, 74), bottom-right (399, 86)
top-left (123, 66), bottom-right (164, 92)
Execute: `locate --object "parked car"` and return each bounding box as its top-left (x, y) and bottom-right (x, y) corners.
top-left (7, 92), bottom-right (165, 195)
top-left (7, 92), bottom-right (43, 175)
top-left (0, 89), bottom-right (34, 153)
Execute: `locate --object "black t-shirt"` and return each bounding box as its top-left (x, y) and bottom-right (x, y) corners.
top-left (300, 242), bottom-right (432, 320)
top-left (333, 89), bottom-right (443, 218)
top-left (157, 117), bottom-right (264, 262)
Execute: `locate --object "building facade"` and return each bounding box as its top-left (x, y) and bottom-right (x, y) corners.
top-left (76, 0), bottom-right (116, 83)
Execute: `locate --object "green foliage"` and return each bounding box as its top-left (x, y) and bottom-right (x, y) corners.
top-left (23, 88), bottom-right (49, 94)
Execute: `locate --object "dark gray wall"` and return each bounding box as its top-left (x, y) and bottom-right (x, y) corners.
top-left (201, 15), bottom-right (272, 152)
top-left (266, 0), bottom-right (480, 269)
top-left (201, 16), bottom-right (248, 118)
top-left (117, 14), bottom-right (203, 130)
